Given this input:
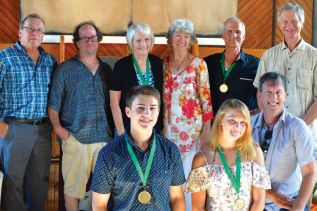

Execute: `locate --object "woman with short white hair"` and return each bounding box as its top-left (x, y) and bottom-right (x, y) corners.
top-left (109, 23), bottom-right (163, 135)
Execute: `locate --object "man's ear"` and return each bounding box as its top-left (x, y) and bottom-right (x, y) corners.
top-left (125, 107), bottom-right (131, 118)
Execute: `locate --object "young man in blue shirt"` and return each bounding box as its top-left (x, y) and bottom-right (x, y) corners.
top-left (91, 85), bottom-right (186, 210)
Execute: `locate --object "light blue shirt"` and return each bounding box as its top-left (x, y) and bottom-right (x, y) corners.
top-left (252, 110), bottom-right (316, 209)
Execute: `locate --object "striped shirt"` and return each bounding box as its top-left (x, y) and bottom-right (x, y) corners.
top-left (0, 42), bottom-right (56, 120)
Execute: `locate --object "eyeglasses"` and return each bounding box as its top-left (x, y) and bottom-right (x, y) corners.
top-left (79, 36), bottom-right (98, 43)
top-left (22, 27), bottom-right (45, 35)
top-left (261, 130), bottom-right (273, 152)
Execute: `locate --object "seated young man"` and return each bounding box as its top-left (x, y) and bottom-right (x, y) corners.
top-left (91, 85), bottom-right (186, 210)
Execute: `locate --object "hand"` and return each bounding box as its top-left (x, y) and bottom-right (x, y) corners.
top-left (0, 121), bottom-right (9, 138)
top-left (267, 189), bottom-right (294, 209)
top-left (54, 126), bottom-right (70, 141)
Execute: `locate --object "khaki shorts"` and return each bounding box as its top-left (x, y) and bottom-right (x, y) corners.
top-left (61, 135), bottom-right (106, 198)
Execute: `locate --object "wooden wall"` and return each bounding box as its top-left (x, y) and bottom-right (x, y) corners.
top-left (0, 0), bottom-right (314, 49)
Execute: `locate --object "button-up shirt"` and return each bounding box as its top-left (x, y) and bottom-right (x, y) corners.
top-left (252, 111), bottom-right (316, 208)
top-left (254, 39), bottom-right (317, 140)
top-left (0, 42), bottom-right (56, 120)
top-left (91, 132), bottom-right (185, 210)
top-left (204, 50), bottom-right (259, 114)
top-left (49, 57), bottom-right (112, 144)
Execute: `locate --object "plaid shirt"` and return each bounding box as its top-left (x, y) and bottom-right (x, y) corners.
top-left (0, 42), bottom-right (56, 120)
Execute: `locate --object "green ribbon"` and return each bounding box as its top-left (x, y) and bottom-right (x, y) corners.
top-left (132, 54), bottom-right (151, 85)
top-left (220, 53), bottom-right (237, 82)
top-left (218, 146), bottom-right (241, 194)
top-left (126, 135), bottom-right (156, 187)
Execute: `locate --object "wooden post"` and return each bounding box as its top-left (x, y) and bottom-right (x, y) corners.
top-left (191, 39), bottom-right (199, 57)
top-left (59, 35), bottom-right (65, 63)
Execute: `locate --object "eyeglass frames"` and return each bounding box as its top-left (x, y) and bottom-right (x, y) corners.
top-left (260, 130), bottom-right (273, 152)
top-left (79, 36), bottom-right (98, 43)
top-left (22, 27), bottom-right (45, 35)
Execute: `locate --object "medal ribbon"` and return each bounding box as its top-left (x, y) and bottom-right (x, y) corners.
top-left (218, 146), bottom-right (241, 193)
top-left (126, 135), bottom-right (156, 187)
top-left (132, 54), bottom-right (151, 85)
top-left (220, 53), bottom-right (237, 82)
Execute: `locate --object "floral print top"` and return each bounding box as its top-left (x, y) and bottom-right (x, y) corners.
top-left (163, 56), bottom-right (213, 156)
top-left (186, 161), bottom-right (271, 211)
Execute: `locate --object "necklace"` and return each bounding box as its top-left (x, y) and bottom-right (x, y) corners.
top-left (132, 54), bottom-right (150, 85)
top-left (174, 54), bottom-right (189, 71)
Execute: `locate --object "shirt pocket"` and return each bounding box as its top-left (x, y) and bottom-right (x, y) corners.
top-left (296, 66), bottom-right (313, 90)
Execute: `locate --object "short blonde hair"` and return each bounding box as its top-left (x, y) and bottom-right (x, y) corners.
top-left (207, 99), bottom-right (256, 161)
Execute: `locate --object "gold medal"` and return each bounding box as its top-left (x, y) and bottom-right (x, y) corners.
top-left (234, 198), bottom-right (245, 210)
top-left (138, 190), bottom-right (151, 204)
top-left (219, 83), bottom-right (228, 93)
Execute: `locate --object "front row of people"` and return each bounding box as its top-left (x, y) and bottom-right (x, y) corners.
top-left (91, 72), bottom-right (316, 211)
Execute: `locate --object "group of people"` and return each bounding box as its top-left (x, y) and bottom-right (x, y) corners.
top-left (0, 2), bottom-right (316, 211)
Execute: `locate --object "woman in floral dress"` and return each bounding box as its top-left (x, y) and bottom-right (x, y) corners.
top-left (163, 19), bottom-right (213, 210)
top-left (186, 99), bottom-right (270, 211)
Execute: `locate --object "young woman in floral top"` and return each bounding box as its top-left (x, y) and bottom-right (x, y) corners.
top-left (163, 18), bottom-right (213, 210)
top-left (186, 99), bottom-right (270, 211)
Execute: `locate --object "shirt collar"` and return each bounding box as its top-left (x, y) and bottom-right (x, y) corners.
top-left (16, 41), bottom-right (45, 55)
top-left (222, 49), bottom-right (245, 62)
top-left (124, 131), bottom-right (156, 152)
top-left (281, 38), bottom-right (306, 51)
top-left (254, 110), bottom-right (286, 130)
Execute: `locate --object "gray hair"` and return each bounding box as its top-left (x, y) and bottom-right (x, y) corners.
top-left (126, 23), bottom-right (155, 50)
top-left (167, 19), bottom-right (196, 46)
top-left (220, 16), bottom-right (245, 34)
top-left (20, 13), bottom-right (45, 28)
top-left (277, 3), bottom-right (305, 24)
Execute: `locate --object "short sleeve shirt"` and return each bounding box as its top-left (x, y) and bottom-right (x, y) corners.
top-left (49, 57), bottom-right (112, 144)
top-left (254, 40), bottom-right (317, 140)
top-left (91, 132), bottom-right (185, 210)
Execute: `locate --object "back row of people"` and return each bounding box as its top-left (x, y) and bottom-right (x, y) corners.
top-left (0, 2), bottom-right (316, 211)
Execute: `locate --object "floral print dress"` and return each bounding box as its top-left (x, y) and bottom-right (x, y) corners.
top-left (186, 161), bottom-right (271, 211)
top-left (163, 56), bottom-right (213, 159)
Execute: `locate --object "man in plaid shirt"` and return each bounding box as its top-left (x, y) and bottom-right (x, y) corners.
top-left (0, 14), bottom-right (56, 211)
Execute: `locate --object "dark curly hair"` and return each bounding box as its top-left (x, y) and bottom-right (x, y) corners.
top-left (72, 21), bottom-right (103, 48)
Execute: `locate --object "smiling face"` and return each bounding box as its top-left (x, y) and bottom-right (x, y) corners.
top-left (171, 31), bottom-right (191, 51)
top-left (259, 79), bottom-right (287, 117)
top-left (125, 95), bottom-right (159, 132)
top-left (278, 10), bottom-right (303, 41)
top-left (131, 31), bottom-right (152, 57)
top-left (19, 17), bottom-right (45, 50)
top-left (220, 109), bottom-right (247, 142)
top-left (222, 20), bottom-right (245, 49)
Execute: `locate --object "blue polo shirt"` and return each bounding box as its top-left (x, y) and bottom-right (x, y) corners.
top-left (91, 131), bottom-right (185, 210)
